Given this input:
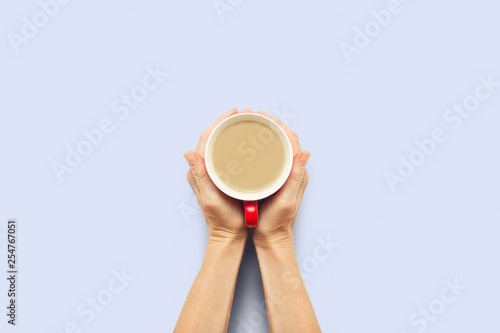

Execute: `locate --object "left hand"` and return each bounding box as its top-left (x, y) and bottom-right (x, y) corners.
top-left (184, 108), bottom-right (248, 243)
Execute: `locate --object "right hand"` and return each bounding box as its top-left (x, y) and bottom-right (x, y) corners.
top-left (251, 111), bottom-right (311, 247)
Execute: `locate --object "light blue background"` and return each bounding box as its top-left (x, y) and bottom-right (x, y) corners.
top-left (1, 0), bottom-right (499, 332)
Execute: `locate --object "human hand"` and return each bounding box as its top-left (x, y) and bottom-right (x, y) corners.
top-left (184, 108), bottom-right (248, 243)
top-left (251, 110), bottom-right (311, 248)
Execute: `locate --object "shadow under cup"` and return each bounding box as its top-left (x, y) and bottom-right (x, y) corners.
top-left (205, 113), bottom-right (293, 228)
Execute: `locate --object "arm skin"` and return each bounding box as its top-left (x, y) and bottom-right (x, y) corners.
top-left (253, 110), bottom-right (321, 332)
top-left (174, 237), bottom-right (246, 332)
top-left (175, 108), bottom-right (321, 332)
top-left (254, 238), bottom-right (321, 332)
top-left (175, 108), bottom-right (249, 332)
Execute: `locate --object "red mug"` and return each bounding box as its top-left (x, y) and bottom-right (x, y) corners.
top-left (205, 113), bottom-right (293, 228)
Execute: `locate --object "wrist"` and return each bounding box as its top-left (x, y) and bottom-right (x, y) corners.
top-left (253, 229), bottom-right (294, 250)
top-left (208, 230), bottom-right (248, 248)
top-left (203, 233), bottom-right (247, 274)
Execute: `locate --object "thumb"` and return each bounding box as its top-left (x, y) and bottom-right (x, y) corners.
top-left (184, 151), bottom-right (214, 192)
top-left (282, 151), bottom-right (311, 199)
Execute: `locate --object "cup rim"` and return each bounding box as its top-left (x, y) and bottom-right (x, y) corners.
top-left (205, 113), bottom-right (293, 201)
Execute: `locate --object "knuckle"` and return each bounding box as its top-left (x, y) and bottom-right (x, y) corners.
top-left (201, 129), bottom-right (210, 139)
top-left (192, 170), bottom-right (206, 183)
top-left (292, 166), bottom-right (305, 181)
top-left (276, 197), bottom-right (296, 216)
top-left (291, 175), bottom-right (303, 186)
top-left (201, 199), bottom-right (218, 215)
top-left (303, 171), bottom-right (309, 185)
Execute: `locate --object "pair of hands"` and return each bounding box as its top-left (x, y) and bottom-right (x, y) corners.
top-left (184, 107), bottom-right (311, 247)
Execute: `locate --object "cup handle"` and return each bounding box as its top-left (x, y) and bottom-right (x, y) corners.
top-left (244, 201), bottom-right (258, 228)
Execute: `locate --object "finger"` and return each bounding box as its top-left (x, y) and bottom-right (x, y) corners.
top-left (196, 108), bottom-right (238, 157)
top-left (186, 168), bottom-right (200, 197)
top-left (184, 151), bottom-right (219, 195)
top-left (257, 110), bottom-right (285, 127)
top-left (297, 169), bottom-right (309, 202)
top-left (280, 151), bottom-right (311, 201)
top-left (240, 107), bottom-right (253, 113)
top-left (257, 110), bottom-right (301, 156)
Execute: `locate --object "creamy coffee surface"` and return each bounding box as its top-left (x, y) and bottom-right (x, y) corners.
top-left (212, 121), bottom-right (285, 193)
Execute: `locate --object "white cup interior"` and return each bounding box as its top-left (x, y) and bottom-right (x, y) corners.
top-left (205, 113), bottom-right (293, 201)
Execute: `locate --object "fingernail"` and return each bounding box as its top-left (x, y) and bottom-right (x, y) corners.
top-left (228, 107), bottom-right (237, 114)
top-left (299, 152), bottom-right (311, 166)
top-left (184, 152), bottom-right (198, 167)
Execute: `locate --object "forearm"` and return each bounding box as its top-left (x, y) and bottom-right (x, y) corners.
top-left (255, 237), bottom-right (321, 333)
top-left (174, 237), bottom-right (246, 333)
